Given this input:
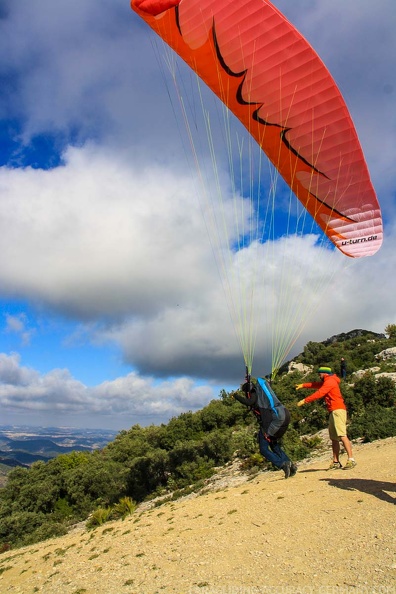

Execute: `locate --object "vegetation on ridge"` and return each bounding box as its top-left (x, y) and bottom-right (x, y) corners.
top-left (0, 327), bottom-right (395, 550)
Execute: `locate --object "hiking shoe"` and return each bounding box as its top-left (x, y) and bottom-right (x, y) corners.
top-left (282, 462), bottom-right (291, 479)
top-left (328, 461), bottom-right (342, 470)
top-left (290, 463), bottom-right (298, 477)
top-left (342, 459), bottom-right (357, 470)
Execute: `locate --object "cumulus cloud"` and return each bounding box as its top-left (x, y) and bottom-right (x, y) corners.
top-left (0, 353), bottom-right (37, 386)
top-left (0, 145), bottom-right (216, 317)
top-left (0, 353), bottom-right (217, 428)
top-left (0, 0), bottom-right (185, 163)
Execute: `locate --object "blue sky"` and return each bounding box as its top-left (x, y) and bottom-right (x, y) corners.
top-left (1, 0), bottom-right (395, 430)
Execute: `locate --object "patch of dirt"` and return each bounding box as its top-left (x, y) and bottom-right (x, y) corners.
top-left (0, 437), bottom-right (395, 594)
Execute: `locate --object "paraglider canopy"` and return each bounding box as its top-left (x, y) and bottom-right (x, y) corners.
top-left (131, 0), bottom-right (382, 258)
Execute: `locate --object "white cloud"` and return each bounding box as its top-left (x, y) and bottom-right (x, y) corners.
top-left (0, 145), bottom-right (215, 317)
top-left (4, 313), bottom-right (34, 346)
top-left (0, 352), bottom-right (38, 386)
top-left (0, 0), bottom-right (182, 160)
top-left (0, 353), bottom-right (217, 428)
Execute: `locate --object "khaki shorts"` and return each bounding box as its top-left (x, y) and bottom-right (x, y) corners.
top-left (328, 409), bottom-right (347, 440)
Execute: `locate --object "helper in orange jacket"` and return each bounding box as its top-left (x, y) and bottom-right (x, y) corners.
top-left (296, 367), bottom-right (356, 470)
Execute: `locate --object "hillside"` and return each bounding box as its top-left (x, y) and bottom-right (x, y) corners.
top-left (0, 437), bottom-right (395, 593)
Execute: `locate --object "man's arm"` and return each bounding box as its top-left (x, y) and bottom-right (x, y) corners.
top-left (296, 381), bottom-right (325, 406)
top-left (233, 391), bottom-right (258, 407)
top-left (304, 382), bottom-right (329, 404)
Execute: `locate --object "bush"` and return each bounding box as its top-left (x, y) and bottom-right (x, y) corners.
top-left (126, 449), bottom-right (169, 501)
top-left (239, 453), bottom-right (268, 473)
top-left (231, 427), bottom-right (259, 458)
top-left (0, 511), bottom-right (68, 548)
top-left (282, 428), bottom-right (311, 461)
top-left (20, 521), bottom-right (68, 547)
top-left (86, 497), bottom-right (137, 529)
top-left (342, 383), bottom-right (364, 417)
top-left (300, 434), bottom-right (323, 450)
top-left (348, 406), bottom-right (396, 442)
top-left (86, 507), bottom-right (113, 529)
top-left (53, 498), bottom-right (74, 521)
top-left (295, 402), bottom-right (328, 435)
top-left (0, 511), bottom-right (45, 543)
top-left (65, 455), bottom-right (127, 510)
top-left (201, 429), bottom-right (234, 464)
top-left (111, 497), bottom-right (137, 520)
top-left (173, 457), bottom-right (215, 487)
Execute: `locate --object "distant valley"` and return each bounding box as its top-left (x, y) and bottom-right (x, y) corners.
top-left (0, 425), bottom-right (118, 485)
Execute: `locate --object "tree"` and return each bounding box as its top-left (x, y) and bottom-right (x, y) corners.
top-left (126, 449), bottom-right (169, 501)
top-left (64, 454), bottom-right (127, 511)
top-left (301, 341), bottom-right (328, 365)
top-left (385, 323), bottom-right (396, 339)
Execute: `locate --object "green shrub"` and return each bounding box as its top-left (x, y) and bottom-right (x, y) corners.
top-left (231, 427), bottom-right (258, 458)
top-left (239, 453), bottom-right (268, 472)
top-left (282, 428), bottom-right (311, 460)
top-left (53, 498), bottom-right (74, 520)
top-left (295, 402), bottom-right (328, 435)
top-left (348, 406), bottom-right (396, 442)
top-left (126, 449), bottom-right (169, 501)
top-left (201, 429), bottom-right (234, 464)
top-left (173, 457), bottom-right (215, 487)
top-left (300, 434), bottom-right (323, 450)
top-left (0, 511), bottom-right (68, 548)
top-left (86, 507), bottom-right (113, 530)
top-left (111, 497), bottom-right (137, 520)
top-left (19, 521), bottom-right (68, 547)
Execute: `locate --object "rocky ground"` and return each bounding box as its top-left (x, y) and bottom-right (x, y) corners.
top-left (0, 437), bottom-right (395, 594)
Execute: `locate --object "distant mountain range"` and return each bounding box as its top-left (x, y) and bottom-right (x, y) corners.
top-left (0, 426), bottom-right (118, 473)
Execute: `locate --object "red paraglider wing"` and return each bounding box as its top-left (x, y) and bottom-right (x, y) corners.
top-left (131, 0), bottom-right (383, 257)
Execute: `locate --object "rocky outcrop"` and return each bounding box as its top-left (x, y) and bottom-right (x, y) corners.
top-left (375, 347), bottom-right (396, 361)
top-left (322, 329), bottom-right (385, 345)
top-left (287, 361), bottom-right (312, 375)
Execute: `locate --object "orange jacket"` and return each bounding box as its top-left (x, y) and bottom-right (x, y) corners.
top-left (302, 374), bottom-right (346, 412)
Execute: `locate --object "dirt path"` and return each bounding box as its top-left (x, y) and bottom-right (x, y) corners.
top-left (0, 437), bottom-right (395, 594)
